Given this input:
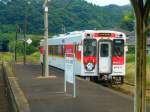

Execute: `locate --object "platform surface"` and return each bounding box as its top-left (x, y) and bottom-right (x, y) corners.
top-left (13, 64), bottom-right (150, 112)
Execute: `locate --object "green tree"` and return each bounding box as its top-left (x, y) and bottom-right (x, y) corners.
top-left (119, 12), bottom-right (134, 31)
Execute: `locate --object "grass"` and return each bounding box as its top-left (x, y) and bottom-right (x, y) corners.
top-left (0, 52), bottom-right (40, 64)
top-left (125, 62), bottom-right (135, 84)
top-left (27, 52), bottom-right (40, 64)
top-left (126, 54), bottom-right (150, 87)
top-left (0, 52), bottom-right (13, 62)
top-left (125, 53), bottom-right (150, 103)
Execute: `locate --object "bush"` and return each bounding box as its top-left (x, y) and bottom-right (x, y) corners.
top-left (126, 54), bottom-right (135, 63)
top-left (127, 45), bottom-right (135, 54)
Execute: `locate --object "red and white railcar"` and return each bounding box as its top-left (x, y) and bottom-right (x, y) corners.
top-left (40, 30), bottom-right (127, 84)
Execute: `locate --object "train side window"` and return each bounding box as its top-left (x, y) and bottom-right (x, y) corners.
top-left (49, 46), bottom-right (52, 55)
top-left (56, 46), bottom-right (58, 55)
top-left (62, 45), bottom-right (64, 57)
top-left (58, 45), bottom-right (62, 56)
top-left (52, 46), bottom-right (54, 55)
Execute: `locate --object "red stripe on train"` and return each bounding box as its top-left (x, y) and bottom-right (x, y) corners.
top-left (112, 56), bottom-right (124, 65)
top-left (83, 56), bottom-right (97, 65)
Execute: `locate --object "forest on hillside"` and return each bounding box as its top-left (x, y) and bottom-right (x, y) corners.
top-left (0, 0), bottom-right (134, 35)
top-left (0, 0), bottom-right (136, 53)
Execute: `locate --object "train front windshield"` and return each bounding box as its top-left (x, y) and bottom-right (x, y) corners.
top-left (113, 39), bottom-right (124, 57)
top-left (84, 39), bottom-right (97, 56)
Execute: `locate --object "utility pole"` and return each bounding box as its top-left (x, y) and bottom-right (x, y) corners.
top-left (15, 24), bottom-right (19, 62)
top-left (43, 0), bottom-right (49, 77)
top-left (62, 24), bottom-right (66, 34)
top-left (23, 15), bottom-right (27, 65)
top-left (23, 1), bottom-right (31, 65)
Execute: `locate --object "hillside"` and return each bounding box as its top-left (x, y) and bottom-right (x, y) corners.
top-left (0, 0), bottom-right (132, 35)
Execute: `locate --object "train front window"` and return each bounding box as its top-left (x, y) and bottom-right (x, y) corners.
top-left (84, 39), bottom-right (96, 56)
top-left (100, 44), bottom-right (109, 57)
top-left (113, 39), bottom-right (124, 57)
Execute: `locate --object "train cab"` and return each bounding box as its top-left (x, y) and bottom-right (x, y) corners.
top-left (83, 31), bottom-right (126, 84)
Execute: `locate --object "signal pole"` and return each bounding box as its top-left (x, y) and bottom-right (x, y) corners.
top-left (43, 0), bottom-right (49, 77)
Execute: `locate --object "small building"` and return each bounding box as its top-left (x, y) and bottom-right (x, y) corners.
top-left (127, 31), bottom-right (150, 54)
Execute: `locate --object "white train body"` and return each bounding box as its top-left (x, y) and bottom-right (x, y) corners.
top-left (40, 30), bottom-right (127, 83)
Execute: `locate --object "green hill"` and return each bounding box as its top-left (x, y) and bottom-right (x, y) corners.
top-left (0, 0), bottom-right (132, 35)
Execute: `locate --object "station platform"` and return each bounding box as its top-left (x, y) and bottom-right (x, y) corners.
top-left (12, 64), bottom-right (149, 112)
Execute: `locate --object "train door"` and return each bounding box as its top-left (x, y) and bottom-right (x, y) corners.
top-left (98, 40), bottom-right (112, 74)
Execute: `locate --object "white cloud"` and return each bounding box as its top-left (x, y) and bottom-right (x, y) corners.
top-left (85, 0), bottom-right (130, 6)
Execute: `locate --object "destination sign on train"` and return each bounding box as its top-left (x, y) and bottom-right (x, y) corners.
top-left (94, 33), bottom-right (115, 37)
top-left (99, 33), bottom-right (111, 37)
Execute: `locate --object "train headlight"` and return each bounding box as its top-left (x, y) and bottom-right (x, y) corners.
top-left (86, 62), bottom-right (94, 71)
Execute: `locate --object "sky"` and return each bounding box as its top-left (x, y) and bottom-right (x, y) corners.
top-left (85, 0), bottom-right (130, 6)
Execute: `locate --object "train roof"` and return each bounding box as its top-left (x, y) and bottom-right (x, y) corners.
top-left (50, 30), bottom-right (126, 38)
top-left (40, 30), bottom-right (126, 45)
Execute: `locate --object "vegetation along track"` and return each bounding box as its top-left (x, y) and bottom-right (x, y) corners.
top-left (110, 81), bottom-right (150, 103)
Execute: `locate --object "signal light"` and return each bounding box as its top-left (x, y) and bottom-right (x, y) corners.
top-left (86, 33), bottom-right (92, 38)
